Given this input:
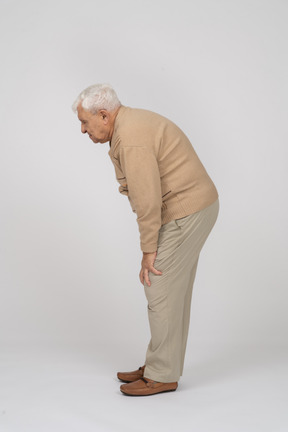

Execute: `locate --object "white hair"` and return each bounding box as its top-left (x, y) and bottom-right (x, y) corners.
top-left (72, 83), bottom-right (121, 114)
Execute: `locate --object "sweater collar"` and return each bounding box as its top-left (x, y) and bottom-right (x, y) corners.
top-left (108, 105), bottom-right (126, 156)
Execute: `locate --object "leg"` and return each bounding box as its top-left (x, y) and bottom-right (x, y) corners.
top-left (143, 199), bottom-right (219, 383)
top-left (179, 255), bottom-right (199, 376)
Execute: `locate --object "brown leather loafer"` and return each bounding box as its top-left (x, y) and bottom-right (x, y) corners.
top-left (120, 377), bottom-right (178, 396)
top-left (117, 365), bottom-right (145, 383)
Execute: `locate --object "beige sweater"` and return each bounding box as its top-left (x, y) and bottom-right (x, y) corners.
top-left (108, 106), bottom-right (219, 253)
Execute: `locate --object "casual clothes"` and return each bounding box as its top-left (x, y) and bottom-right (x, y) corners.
top-left (108, 105), bottom-right (219, 253)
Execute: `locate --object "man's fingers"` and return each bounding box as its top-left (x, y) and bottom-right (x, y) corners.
top-left (144, 269), bottom-right (151, 287)
top-left (140, 260), bottom-right (163, 287)
top-left (143, 267), bottom-right (163, 287)
top-left (151, 266), bottom-right (162, 275)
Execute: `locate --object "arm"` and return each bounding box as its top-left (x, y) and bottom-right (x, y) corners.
top-left (119, 146), bottom-right (163, 286)
top-left (119, 146), bottom-right (163, 253)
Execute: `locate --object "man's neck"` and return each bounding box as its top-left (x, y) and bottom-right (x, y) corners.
top-left (109, 105), bottom-right (122, 143)
top-left (108, 105), bottom-right (122, 143)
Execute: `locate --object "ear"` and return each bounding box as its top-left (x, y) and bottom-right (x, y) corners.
top-left (99, 109), bottom-right (109, 124)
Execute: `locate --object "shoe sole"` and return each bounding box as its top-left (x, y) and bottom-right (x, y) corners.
top-left (117, 377), bottom-right (143, 383)
top-left (117, 366), bottom-right (146, 383)
top-left (120, 388), bottom-right (177, 397)
top-left (118, 379), bottom-right (133, 383)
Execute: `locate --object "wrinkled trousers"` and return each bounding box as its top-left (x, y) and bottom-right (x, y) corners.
top-left (143, 198), bottom-right (220, 382)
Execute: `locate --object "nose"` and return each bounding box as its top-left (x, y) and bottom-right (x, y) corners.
top-left (81, 123), bottom-right (87, 134)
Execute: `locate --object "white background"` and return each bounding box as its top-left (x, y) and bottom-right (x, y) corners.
top-left (0, 1), bottom-right (287, 431)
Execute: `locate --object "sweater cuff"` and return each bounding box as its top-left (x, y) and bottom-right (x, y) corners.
top-left (141, 242), bottom-right (158, 253)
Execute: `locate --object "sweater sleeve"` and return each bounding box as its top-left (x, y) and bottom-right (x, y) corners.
top-left (119, 146), bottom-right (162, 253)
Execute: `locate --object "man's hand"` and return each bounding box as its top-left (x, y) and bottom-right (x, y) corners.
top-left (139, 251), bottom-right (163, 287)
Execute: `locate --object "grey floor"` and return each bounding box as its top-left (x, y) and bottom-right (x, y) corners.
top-left (0, 343), bottom-right (287, 432)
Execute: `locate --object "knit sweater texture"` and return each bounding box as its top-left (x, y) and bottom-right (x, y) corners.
top-left (108, 106), bottom-right (219, 253)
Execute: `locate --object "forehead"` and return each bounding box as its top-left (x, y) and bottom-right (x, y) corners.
top-left (77, 104), bottom-right (94, 121)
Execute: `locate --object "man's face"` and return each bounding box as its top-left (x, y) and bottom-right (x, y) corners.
top-left (77, 103), bottom-right (112, 144)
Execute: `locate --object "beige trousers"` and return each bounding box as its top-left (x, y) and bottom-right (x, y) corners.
top-left (143, 198), bottom-right (219, 383)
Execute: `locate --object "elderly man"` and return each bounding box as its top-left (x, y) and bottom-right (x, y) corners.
top-left (72, 83), bottom-right (219, 396)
